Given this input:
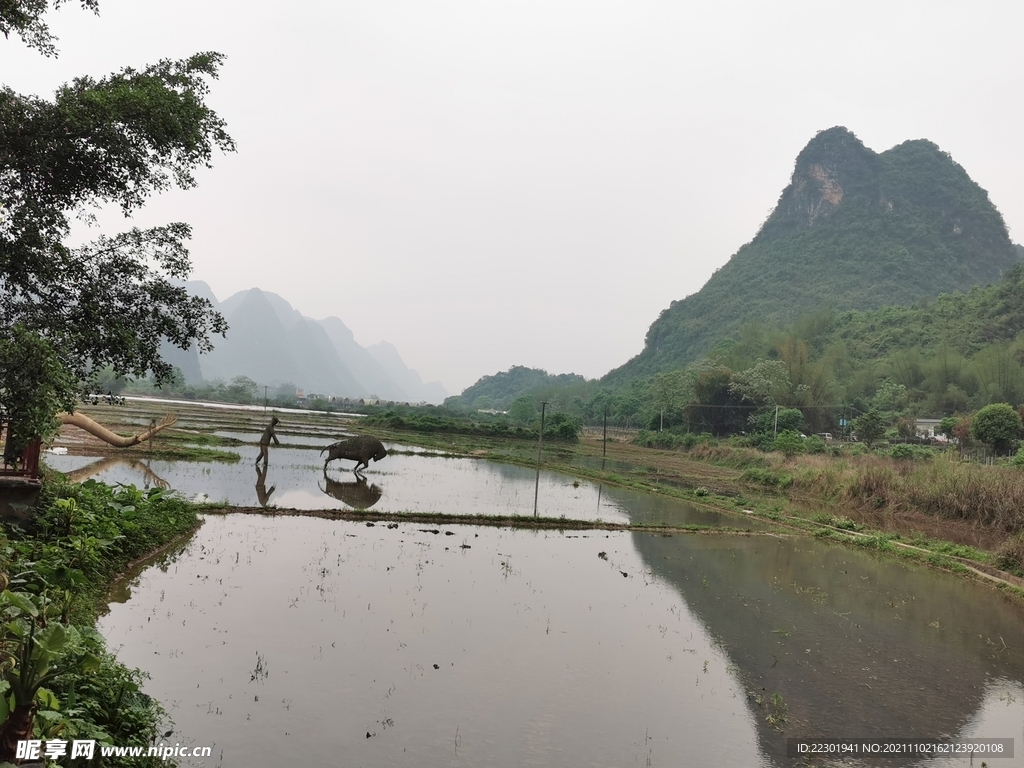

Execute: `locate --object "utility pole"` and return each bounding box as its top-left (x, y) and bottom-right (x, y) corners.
top-left (264, 386), bottom-right (268, 413)
top-left (773, 404), bottom-right (779, 440)
top-left (533, 401), bottom-right (547, 517)
top-left (660, 408), bottom-right (664, 432)
top-left (603, 406), bottom-right (608, 457)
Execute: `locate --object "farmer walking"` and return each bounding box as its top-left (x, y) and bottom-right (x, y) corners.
top-left (256, 416), bottom-right (280, 466)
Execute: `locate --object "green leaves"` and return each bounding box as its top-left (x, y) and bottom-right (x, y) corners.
top-left (0, 591), bottom-right (38, 618)
top-left (1, 37), bottom-right (233, 432)
top-left (970, 403), bottom-right (1022, 453)
top-left (32, 623), bottom-right (67, 657)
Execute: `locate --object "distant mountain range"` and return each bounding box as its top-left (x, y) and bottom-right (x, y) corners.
top-left (161, 283), bottom-right (446, 404)
top-left (606, 126), bottom-right (1023, 382)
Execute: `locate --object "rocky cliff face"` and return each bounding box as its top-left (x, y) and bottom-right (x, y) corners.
top-left (606, 126), bottom-right (1018, 382)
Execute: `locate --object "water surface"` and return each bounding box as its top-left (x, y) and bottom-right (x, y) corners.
top-left (102, 515), bottom-right (1024, 767)
top-left (47, 450), bottom-right (752, 527)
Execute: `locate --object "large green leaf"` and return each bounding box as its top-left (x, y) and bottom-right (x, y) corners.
top-left (1, 590), bottom-right (38, 617)
top-left (32, 623), bottom-right (68, 656)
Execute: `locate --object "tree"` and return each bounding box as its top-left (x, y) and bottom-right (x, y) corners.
top-left (0, 326), bottom-right (76, 458)
top-left (1, 1), bottom-right (232, 449)
top-left (224, 376), bottom-right (258, 404)
top-left (751, 407), bottom-right (804, 436)
top-left (938, 416), bottom-right (958, 440)
top-left (508, 395), bottom-right (537, 426)
top-left (853, 410), bottom-right (885, 448)
top-left (970, 403), bottom-right (1022, 455)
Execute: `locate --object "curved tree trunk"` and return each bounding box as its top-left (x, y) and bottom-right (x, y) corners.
top-left (58, 412), bottom-right (177, 447)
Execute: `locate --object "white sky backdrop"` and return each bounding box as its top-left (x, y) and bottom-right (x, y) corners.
top-left (3, 1), bottom-right (1022, 394)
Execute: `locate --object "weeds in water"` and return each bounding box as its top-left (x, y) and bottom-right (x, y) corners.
top-left (766, 692), bottom-right (788, 728)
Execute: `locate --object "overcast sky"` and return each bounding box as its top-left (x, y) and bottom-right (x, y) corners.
top-left (3, 1), bottom-right (1022, 394)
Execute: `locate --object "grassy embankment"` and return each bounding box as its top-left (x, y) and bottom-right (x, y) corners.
top-left (356, 420), bottom-right (1024, 597)
top-left (0, 473), bottom-right (202, 766)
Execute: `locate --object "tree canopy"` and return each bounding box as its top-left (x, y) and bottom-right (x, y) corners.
top-left (970, 403), bottom-right (1022, 454)
top-left (0, 1), bottom-right (232, 450)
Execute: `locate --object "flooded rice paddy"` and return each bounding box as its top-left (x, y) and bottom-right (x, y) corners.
top-left (45, 403), bottom-right (1024, 765)
top-left (46, 447), bottom-right (751, 527)
top-left (103, 515), bottom-right (1024, 767)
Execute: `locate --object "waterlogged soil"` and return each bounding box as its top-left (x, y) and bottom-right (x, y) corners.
top-left (46, 448), bottom-right (756, 528)
top-left (102, 515), bottom-right (1024, 767)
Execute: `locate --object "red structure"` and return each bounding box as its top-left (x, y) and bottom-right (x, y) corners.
top-left (0, 416), bottom-right (42, 480)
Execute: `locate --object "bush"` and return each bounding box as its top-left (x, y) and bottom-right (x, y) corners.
top-left (1012, 447), bottom-right (1024, 468)
top-left (889, 444), bottom-right (935, 461)
top-left (773, 430), bottom-right (805, 458)
top-left (995, 533), bottom-right (1024, 577)
top-left (804, 435), bottom-right (827, 454)
top-left (741, 467), bottom-right (793, 488)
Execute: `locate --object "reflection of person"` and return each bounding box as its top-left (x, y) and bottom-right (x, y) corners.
top-left (255, 462), bottom-right (276, 507)
top-left (256, 416), bottom-right (280, 466)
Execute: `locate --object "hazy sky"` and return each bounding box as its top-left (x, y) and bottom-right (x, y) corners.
top-left (3, 1), bottom-right (1022, 394)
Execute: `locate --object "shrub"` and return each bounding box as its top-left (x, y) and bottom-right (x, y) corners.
top-left (804, 435), bottom-right (827, 454)
top-left (995, 534), bottom-right (1024, 576)
top-left (741, 467), bottom-right (793, 488)
top-left (773, 430), bottom-right (805, 458)
top-left (889, 444), bottom-right (935, 461)
top-left (1012, 447), bottom-right (1024, 468)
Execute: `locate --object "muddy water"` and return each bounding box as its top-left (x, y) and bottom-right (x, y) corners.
top-left (102, 516), bottom-right (763, 767)
top-left (46, 451), bottom-right (756, 527)
top-left (102, 515), bottom-right (1024, 767)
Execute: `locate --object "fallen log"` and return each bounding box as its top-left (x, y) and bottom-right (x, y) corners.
top-left (59, 412), bottom-right (177, 448)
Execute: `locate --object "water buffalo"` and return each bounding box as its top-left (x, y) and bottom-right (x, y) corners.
top-left (320, 435), bottom-right (388, 474)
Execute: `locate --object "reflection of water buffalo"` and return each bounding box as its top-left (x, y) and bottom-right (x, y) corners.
top-left (320, 435), bottom-right (387, 473)
top-left (319, 471), bottom-right (382, 510)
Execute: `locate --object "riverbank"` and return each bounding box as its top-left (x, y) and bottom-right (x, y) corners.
top-left (0, 473), bottom-right (202, 766)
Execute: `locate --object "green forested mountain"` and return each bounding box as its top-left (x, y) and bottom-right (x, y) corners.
top-left (607, 126), bottom-right (1020, 383)
top-left (446, 366), bottom-right (590, 410)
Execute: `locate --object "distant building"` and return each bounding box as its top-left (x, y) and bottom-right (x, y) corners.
top-left (915, 418), bottom-right (943, 439)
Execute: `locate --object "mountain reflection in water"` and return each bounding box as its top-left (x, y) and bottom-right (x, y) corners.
top-left (633, 532), bottom-right (1024, 762)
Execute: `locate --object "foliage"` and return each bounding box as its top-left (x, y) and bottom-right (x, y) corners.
top-left (223, 376), bottom-right (258, 404)
top-left (0, 325), bottom-right (77, 454)
top-left (1, 9), bottom-right (232, 443)
top-left (542, 412), bottom-right (581, 443)
top-left (803, 435), bottom-right (827, 454)
top-left (507, 395), bottom-right (538, 426)
top-left (1012, 447), bottom-right (1024, 469)
top-left (446, 366), bottom-right (591, 412)
top-left (853, 411), bottom-right (885, 447)
top-left (751, 407), bottom-right (804, 436)
top-left (889, 444), bottom-right (935, 461)
top-left (0, 0), bottom-right (99, 57)
top-left (772, 430), bottom-right (805, 458)
top-left (0, 476), bottom-right (199, 764)
top-left (995, 533), bottom-right (1024, 576)
top-left (970, 403), bottom-right (1022, 453)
